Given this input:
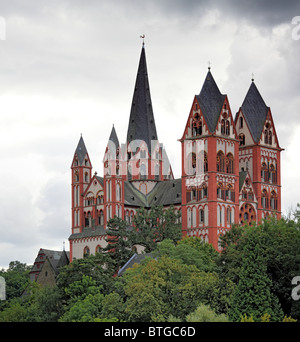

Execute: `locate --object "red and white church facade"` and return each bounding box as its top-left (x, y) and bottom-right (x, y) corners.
top-left (68, 45), bottom-right (283, 261)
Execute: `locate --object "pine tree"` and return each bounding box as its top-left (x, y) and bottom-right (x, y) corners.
top-left (229, 227), bottom-right (283, 322)
top-left (103, 217), bottom-right (134, 273)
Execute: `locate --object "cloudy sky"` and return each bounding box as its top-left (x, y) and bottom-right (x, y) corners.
top-left (0, 0), bottom-right (300, 269)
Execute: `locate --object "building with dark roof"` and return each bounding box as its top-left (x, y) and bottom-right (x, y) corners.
top-left (69, 43), bottom-right (282, 259)
top-left (29, 248), bottom-right (70, 286)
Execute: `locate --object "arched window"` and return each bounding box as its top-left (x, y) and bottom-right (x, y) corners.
top-left (192, 119), bottom-right (202, 136)
top-left (99, 210), bottom-right (104, 225)
top-left (261, 163), bottom-right (268, 182)
top-left (187, 152), bottom-right (196, 175)
top-left (116, 183), bottom-right (121, 201)
top-left (217, 151), bottom-right (225, 173)
top-left (95, 245), bottom-right (101, 254)
top-left (227, 207), bottom-right (232, 225)
top-left (261, 189), bottom-right (269, 209)
top-left (270, 191), bottom-right (277, 210)
top-left (226, 153), bottom-right (234, 174)
top-left (187, 207), bottom-right (192, 228)
top-left (225, 120), bottom-right (230, 135)
top-left (268, 130), bottom-right (272, 145)
top-left (269, 164), bottom-right (276, 184)
top-left (264, 130), bottom-right (268, 144)
top-left (199, 208), bottom-right (205, 224)
top-left (217, 182), bottom-right (225, 200)
top-left (221, 119), bottom-right (225, 134)
top-left (83, 246), bottom-right (90, 258)
top-left (226, 184), bottom-right (235, 202)
top-left (239, 133), bottom-right (245, 146)
top-left (74, 170), bottom-right (79, 182)
top-left (239, 117), bottom-right (243, 128)
top-left (264, 123), bottom-right (272, 145)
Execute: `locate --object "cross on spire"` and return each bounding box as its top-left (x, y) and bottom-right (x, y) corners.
top-left (140, 34), bottom-right (145, 47)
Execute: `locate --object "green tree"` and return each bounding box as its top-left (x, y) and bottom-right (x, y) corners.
top-left (56, 253), bottom-right (114, 301)
top-left (26, 285), bottom-right (63, 322)
top-left (132, 206), bottom-right (181, 252)
top-left (229, 226), bottom-right (283, 322)
top-left (186, 304), bottom-right (229, 322)
top-left (220, 216), bottom-right (300, 320)
top-left (0, 261), bottom-right (31, 300)
top-left (103, 216), bottom-right (135, 273)
top-left (123, 255), bottom-right (232, 322)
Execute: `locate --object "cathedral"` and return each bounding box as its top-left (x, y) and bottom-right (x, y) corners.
top-left (68, 44), bottom-right (283, 261)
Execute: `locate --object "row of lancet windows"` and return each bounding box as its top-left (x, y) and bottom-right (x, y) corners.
top-left (187, 151), bottom-right (234, 175)
top-left (261, 189), bottom-right (278, 210)
top-left (216, 151), bottom-right (234, 173)
top-left (261, 163), bottom-right (277, 184)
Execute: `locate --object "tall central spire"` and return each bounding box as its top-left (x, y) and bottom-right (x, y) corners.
top-left (126, 45), bottom-right (158, 152)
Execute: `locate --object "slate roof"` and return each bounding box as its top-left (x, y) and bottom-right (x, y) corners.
top-left (124, 178), bottom-right (182, 208)
top-left (118, 252), bottom-right (154, 276)
top-left (196, 70), bottom-right (226, 133)
top-left (75, 135), bottom-right (88, 165)
top-left (69, 225), bottom-right (106, 241)
top-left (241, 81), bottom-right (269, 143)
top-left (126, 46), bottom-right (158, 152)
top-left (108, 125), bottom-right (120, 149)
top-left (30, 249), bottom-right (70, 275)
top-left (95, 175), bottom-right (104, 186)
top-left (239, 171), bottom-right (248, 191)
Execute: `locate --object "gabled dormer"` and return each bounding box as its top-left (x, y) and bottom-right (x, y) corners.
top-left (258, 109), bottom-right (280, 149)
top-left (214, 96), bottom-right (237, 140)
top-left (235, 108), bottom-right (254, 147)
top-left (180, 96), bottom-right (210, 140)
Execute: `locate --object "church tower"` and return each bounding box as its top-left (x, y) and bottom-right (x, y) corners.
top-left (103, 126), bottom-right (124, 228)
top-left (180, 69), bottom-right (239, 250)
top-left (70, 135), bottom-right (92, 234)
top-left (125, 44), bottom-right (173, 195)
top-left (235, 79), bottom-right (283, 223)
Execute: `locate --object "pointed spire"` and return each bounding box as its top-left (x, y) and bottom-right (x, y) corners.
top-left (241, 81), bottom-right (269, 143)
top-left (108, 124), bottom-right (120, 149)
top-left (126, 45), bottom-right (158, 152)
top-left (75, 135), bottom-right (88, 165)
top-left (196, 70), bottom-right (226, 133)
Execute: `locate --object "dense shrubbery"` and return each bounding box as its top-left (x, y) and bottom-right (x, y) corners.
top-left (1, 205), bottom-right (300, 322)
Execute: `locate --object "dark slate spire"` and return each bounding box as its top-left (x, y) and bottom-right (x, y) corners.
top-left (75, 135), bottom-right (88, 165)
top-left (126, 45), bottom-right (158, 152)
top-left (196, 70), bottom-right (226, 133)
top-left (241, 81), bottom-right (269, 143)
top-left (108, 125), bottom-right (120, 149)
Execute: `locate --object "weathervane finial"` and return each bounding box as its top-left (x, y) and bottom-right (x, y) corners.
top-left (251, 72), bottom-right (255, 82)
top-left (140, 34), bottom-right (145, 47)
top-left (208, 61), bottom-right (211, 71)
